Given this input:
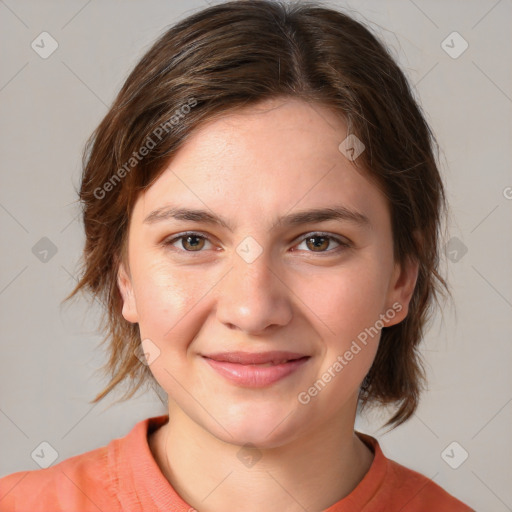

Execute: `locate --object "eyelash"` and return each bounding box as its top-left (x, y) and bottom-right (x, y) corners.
top-left (162, 231), bottom-right (351, 255)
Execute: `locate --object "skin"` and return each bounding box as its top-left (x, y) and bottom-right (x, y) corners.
top-left (117, 97), bottom-right (419, 512)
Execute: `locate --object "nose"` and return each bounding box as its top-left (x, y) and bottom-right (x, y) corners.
top-left (216, 250), bottom-right (293, 335)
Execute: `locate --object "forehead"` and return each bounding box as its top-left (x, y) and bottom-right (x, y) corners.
top-left (180, 98), bottom-right (348, 172)
top-left (132, 98), bottom-right (388, 229)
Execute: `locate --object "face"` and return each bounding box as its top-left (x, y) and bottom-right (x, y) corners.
top-left (118, 97), bottom-right (418, 448)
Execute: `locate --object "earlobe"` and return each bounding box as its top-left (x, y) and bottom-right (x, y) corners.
top-left (385, 256), bottom-right (419, 327)
top-left (117, 261), bottom-right (139, 323)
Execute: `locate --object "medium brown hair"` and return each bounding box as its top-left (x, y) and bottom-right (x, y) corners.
top-left (65, 0), bottom-right (450, 428)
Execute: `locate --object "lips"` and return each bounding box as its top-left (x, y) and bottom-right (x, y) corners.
top-left (202, 351), bottom-right (310, 387)
top-left (203, 351), bottom-right (308, 365)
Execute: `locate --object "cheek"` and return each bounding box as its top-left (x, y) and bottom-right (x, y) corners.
top-left (311, 260), bottom-right (389, 337)
top-left (131, 261), bottom-right (208, 393)
top-left (309, 257), bottom-right (390, 381)
top-left (130, 257), bottom-right (201, 337)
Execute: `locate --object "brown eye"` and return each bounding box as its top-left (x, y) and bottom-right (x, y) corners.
top-left (295, 233), bottom-right (349, 254)
top-left (305, 236), bottom-right (330, 252)
top-left (164, 233), bottom-right (213, 252)
top-left (181, 235), bottom-right (205, 251)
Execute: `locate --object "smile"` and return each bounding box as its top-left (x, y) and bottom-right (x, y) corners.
top-left (202, 351), bottom-right (310, 388)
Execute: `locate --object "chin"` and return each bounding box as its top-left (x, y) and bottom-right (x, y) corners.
top-left (205, 403), bottom-right (308, 449)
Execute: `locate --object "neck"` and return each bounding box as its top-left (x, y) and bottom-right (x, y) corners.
top-left (149, 405), bottom-right (374, 512)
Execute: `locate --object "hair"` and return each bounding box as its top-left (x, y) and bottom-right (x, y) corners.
top-left (64, 0), bottom-right (450, 428)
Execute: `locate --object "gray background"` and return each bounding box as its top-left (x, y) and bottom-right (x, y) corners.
top-left (1, 1), bottom-right (511, 510)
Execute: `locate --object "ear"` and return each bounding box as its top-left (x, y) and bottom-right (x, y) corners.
top-left (117, 261), bottom-right (139, 323)
top-left (383, 255), bottom-right (419, 327)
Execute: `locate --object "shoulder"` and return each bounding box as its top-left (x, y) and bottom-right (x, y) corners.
top-left (383, 457), bottom-right (474, 511)
top-left (0, 442), bottom-right (120, 512)
top-left (353, 433), bottom-right (474, 511)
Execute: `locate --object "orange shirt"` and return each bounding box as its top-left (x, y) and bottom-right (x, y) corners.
top-left (0, 414), bottom-right (473, 511)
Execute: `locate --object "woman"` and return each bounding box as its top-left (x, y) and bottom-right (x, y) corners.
top-left (0, 1), bottom-right (473, 510)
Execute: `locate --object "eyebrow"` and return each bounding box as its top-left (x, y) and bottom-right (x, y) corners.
top-left (143, 204), bottom-right (371, 231)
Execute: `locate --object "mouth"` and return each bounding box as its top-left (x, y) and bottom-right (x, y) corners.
top-left (202, 351), bottom-right (310, 388)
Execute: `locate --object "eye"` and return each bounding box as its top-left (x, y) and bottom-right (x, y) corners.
top-left (163, 232), bottom-right (214, 252)
top-left (294, 232), bottom-right (350, 254)
top-left (162, 231), bottom-right (351, 255)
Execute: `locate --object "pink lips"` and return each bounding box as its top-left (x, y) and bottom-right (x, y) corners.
top-left (202, 351), bottom-right (310, 388)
